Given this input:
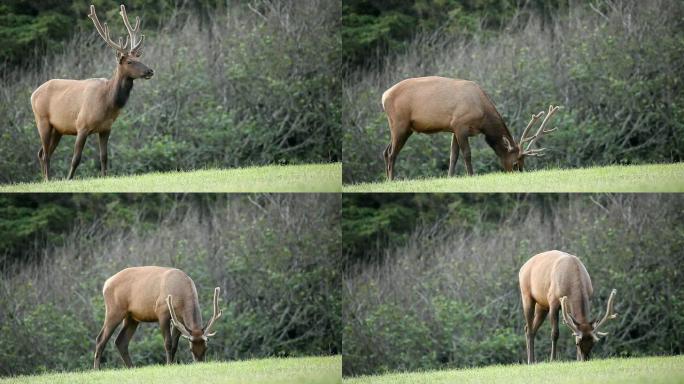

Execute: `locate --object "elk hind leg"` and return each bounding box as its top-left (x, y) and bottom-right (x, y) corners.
top-left (387, 123), bottom-right (412, 181)
top-left (522, 296), bottom-right (536, 364)
top-left (94, 311), bottom-right (125, 369)
top-left (115, 316), bottom-right (139, 368)
top-left (36, 118), bottom-right (52, 181)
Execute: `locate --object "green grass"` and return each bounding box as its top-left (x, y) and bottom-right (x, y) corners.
top-left (1, 355), bottom-right (341, 384)
top-left (343, 355), bottom-right (684, 384)
top-left (344, 163), bottom-right (684, 192)
top-left (0, 163), bottom-right (341, 192)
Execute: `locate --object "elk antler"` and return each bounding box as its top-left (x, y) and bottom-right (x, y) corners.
top-left (203, 287), bottom-right (223, 337)
top-left (88, 5), bottom-right (145, 58)
top-left (593, 289), bottom-right (617, 336)
top-left (560, 296), bottom-right (581, 336)
top-left (519, 105), bottom-right (560, 157)
top-left (166, 295), bottom-right (193, 339)
top-left (119, 5), bottom-right (144, 57)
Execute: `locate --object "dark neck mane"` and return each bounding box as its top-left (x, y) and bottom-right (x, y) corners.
top-left (480, 90), bottom-right (516, 156)
top-left (109, 67), bottom-right (133, 109)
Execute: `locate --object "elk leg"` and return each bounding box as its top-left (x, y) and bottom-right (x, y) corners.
top-left (36, 118), bottom-right (52, 181)
top-left (98, 131), bottom-right (110, 176)
top-left (67, 131), bottom-right (89, 180)
top-left (549, 301), bottom-right (560, 361)
top-left (382, 143), bottom-right (391, 179)
top-left (448, 133), bottom-right (459, 177)
top-left (531, 304), bottom-right (548, 362)
top-left (456, 132), bottom-right (473, 176)
top-left (115, 316), bottom-right (139, 368)
top-left (522, 296), bottom-right (536, 364)
top-left (160, 314), bottom-right (176, 364)
top-left (169, 326), bottom-right (181, 363)
top-left (94, 312), bottom-right (124, 369)
top-left (388, 130), bottom-right (412, 181)
top-left (45, 131), bottom-right (62, 181)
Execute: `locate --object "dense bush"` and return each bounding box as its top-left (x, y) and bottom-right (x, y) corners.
top-left (343, 0), bottom-right (684, 183)
top-left (0, 0), bottom-right (340, 183)
top-left (343, 194), bottom-right (684, 376)
top-left (0, 194), bottom-right (341, 376)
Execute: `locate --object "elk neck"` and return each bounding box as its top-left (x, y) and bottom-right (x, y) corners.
top-left (484, 120), bottom-right (517, 158)
top-left (108, 66), bottom-right (134, 109)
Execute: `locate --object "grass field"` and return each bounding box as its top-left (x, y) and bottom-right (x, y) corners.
top-left (0, 355), bottom-right (341, 384)
top-left (343, 355), bottom-right (684, 384)
top-left (344, 163), bottom-right (684, 192)
top-left (0, 163), bottom-right (341, 192)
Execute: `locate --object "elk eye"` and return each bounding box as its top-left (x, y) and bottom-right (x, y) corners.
top-left (127, 61), bottom-right (132, 64)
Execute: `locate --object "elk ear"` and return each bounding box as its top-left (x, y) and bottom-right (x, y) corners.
top-left (502, 137), bottom-right (515, 152)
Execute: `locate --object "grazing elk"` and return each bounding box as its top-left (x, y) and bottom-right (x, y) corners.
top-left (30, 4), bottom-right (154, 181)
top-left (518, 250), bottom-right (618, 363)
top-left (94, 267), bottom-right (222, 369)
top-left (381, 76), bottom-right (560, 180)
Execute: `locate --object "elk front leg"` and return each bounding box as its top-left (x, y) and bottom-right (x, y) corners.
top-left (169, 326), bottom-right (181, 363)
top-left (98, 131), bottom-right (110, 177)
top-left (67, 130), bottom-right (89, 180)
top-left (448, 133), bottom-right (459, 177)
top-left (549, 302), bottom-right (560, 361)
top-left (115, 316), bottom-right (139, 368)
top-left (456, 132), bottom-right (473, 176)
top-left (160, 314), bottom-right (175, 364)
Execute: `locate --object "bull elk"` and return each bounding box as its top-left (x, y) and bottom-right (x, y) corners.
top-left (518, 250), bottom-right (618, 363)
top-left (94, 267), bottom-right (222, 369)
top-left (381, 76), bottom-right (560, 180)
top-left (30, 4), bottom-right (154, 181)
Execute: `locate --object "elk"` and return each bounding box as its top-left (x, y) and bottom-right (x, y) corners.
top-left (30, 4), bottom-right (154, 181)
top-left (93, 266), bottom-right (222, 369)
top-left (381, 76), bottom-right (560, 180)
top-left (518, 250), bottom-right (618, 363)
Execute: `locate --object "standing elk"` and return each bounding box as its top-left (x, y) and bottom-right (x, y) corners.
top-left (94, 267), bottom-right (222, 369)
top-left (30, 4), bottom-right (154, 181)
top-left (381, 76), bottom-right (560, 180)
top-left (518, 250), bottom-right (617, 363)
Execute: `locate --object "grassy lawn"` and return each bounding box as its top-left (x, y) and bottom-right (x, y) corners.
top-left (0, 355), bottom-right (341, 384)
top-left (0, 163), bottom-right (341, 193)
top-left (343, 163), bottom-right (684, 192)
top-left (343, 355), bottom-right (684, 384)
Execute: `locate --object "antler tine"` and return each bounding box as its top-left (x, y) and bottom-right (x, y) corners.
top-left (119, 5), bottom-right (144, 56)
top-left (166, 295), bottom-right (192, 338)
top-left (560, 296), bottom-right (581, 335)
top-left (521, 104), bottom-right (560, 156)
top-left (593, 289), bottom-right (618, 334)
top-left (88, 5), bottom-right (127, 56)
top-left (519, 111), bottom-right (545, 145)
top-left (203, 287), bottom-right (223, 337)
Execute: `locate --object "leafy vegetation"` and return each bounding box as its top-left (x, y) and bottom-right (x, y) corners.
top-left (343, 356), bottom-right (684, 384)
top-left (0, 355), bottom-right (341, 384)
top-left (0, 163), bottom-right (342, 193)
top-left (1, 1), bottom-right (340, 183)
top-left (343, 194), bottom-right (684, 375)
top-left (343, 0), bottom-right (684, 183)
top-left (343, 163), bottom-right (684, 192)
top-left (0, 194), bottom-right (341, 376)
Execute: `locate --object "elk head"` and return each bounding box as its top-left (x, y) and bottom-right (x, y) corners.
top-left (502, 105), bottom-right (560, 172)
top-left (166, 287), bottom-right (223, 362)
top-left (88, 5), bottom-right (154, 80)
top-left (560, 289), bottom-right (617, 361)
